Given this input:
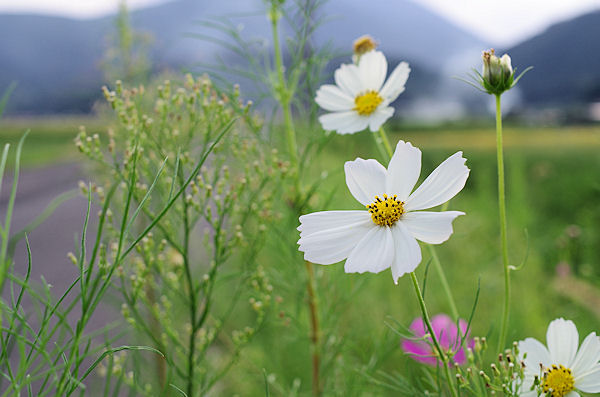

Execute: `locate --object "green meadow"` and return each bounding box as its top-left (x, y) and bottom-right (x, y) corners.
top-left (221, 124), bottom-right (600, 394)
top-left (5, 117), bottom-right (597, 394)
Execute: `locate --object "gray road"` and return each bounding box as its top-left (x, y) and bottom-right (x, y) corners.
top-left (2, 162), bottom-right (97, 294)
top-left (1, 162), bottom-right (123, 392)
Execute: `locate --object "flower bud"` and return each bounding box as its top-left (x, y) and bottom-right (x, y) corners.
top-left (352, 35), bottom-right (377, 64)
top-left (480, 49), bottom-right (517, 95)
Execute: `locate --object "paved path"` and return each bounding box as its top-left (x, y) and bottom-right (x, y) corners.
top-left (2, 162), bottom-right (97, 295)
top-left (1, 162), bottom-right (122, 391)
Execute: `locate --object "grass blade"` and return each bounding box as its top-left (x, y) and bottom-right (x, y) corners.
top-left (0, 82), bottom-right (17, 119)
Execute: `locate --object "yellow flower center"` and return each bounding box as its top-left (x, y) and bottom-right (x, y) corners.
top-left (353, 35), bottom-right (377, 55)
top-left (542, 364), bottom-right (575, 397)
top-left (366, 194), bottom-right (404, 227)
top-left (354, 90), bottom-right (383, 116)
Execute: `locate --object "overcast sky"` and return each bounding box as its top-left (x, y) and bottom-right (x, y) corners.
top-left (0, 0), bottom-right (598, 46)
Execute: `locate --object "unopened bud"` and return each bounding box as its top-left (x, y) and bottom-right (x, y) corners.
top-left (352, 35), bottom-right (377, 61)
top-left (480, 49), bottom-right (519, 95)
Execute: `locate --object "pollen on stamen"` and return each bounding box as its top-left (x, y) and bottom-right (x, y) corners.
top-left (366, 194), bottom-right (405, 227)
top-left (354, 90), bottom-right (383, 116)
top-left (542, 364), bottom-right (575, 397)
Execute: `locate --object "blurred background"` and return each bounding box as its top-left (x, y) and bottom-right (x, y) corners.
top-left (1, 0), bottom-right (600, 121)
top-left (1, 1), bottom-right (599, 394)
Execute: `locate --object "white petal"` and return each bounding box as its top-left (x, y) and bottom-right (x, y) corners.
top-left (518, 337), bottom-right (551, 370)
top-left (380, 61), bottom-right (410, 102)
top-left (298, 211), bottom-right (373, 265)
top-left (390, 222), bottom-right (422, 284)
top-left (344, 158), bottom-right (387, 206)
top-left (565, 392), bottom-right (580, 397)
top-left (334, 63), bottom-right (362, 97)
top-left (547, 318), bottom-right (579, 367)
top-left (400, 211), bottom-right (465, 244)
top-left (572, 332), bottom-right (600, 375)
top-left (576, 364), bottom-right (600, 392)
top-left (520, 391), bottom-right (538, 397)
top-left (315, 84), bottom-right (354, 112)
top-left (319, 111), bottom-right (368, 135)
top-left (386, 140), bottom-right (422, 201)
top-left (367, 106), bottom-right (394, 132)
top-left (298, 210), bottom-right (371, 237)
top-left (405, 152), bottom-right (470, 212)
top-left (344, 226), bottom-right (394, 274)
top-left (358, 50), bottom-right (387, 92)
top-left (520, 373), bottom-right (538, 396)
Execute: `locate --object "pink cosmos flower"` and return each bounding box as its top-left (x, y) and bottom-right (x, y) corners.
top-left (401, 314), bottom-right (474, 366)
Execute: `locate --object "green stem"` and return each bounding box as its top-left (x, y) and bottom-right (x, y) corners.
top-left (427, 244), bottom-right (459, 321)
top-left (377, 127), bottom-right (394, 158)
top-left (409, 272), bottom-right (458, 397)
top-left (180, 177), bottom-right (197, 397)
top-left (371, 133), bottom-right (389, 163)
top-left (270, 4), bottom-right (298, 171)
top-left (270, 5), bottom-right (319, 396)
top-left (495, 94), bottom-right (511, 352)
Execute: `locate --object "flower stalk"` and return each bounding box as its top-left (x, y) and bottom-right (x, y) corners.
top-left (495, 93), bottom-right (511, 352)
top-left (269, 2), bottom-right (299, 171)
top-left (427, 244), bottom-right (459, 321)
top-left (305, 260), bottom-right (321, 396)
top-left (409, 272), bottom-right (459, 397)
top-left (270, 4), bottom-right (320, 395)
top-left (377, 127), bottom-right (394, 159)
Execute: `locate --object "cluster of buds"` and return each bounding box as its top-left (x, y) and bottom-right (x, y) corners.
top-left (74, 126), bottom-right (104, 162)
top-left (249, 265), bottom-right (274, 318)
top-left (457, 338), bottom-right (525, 396)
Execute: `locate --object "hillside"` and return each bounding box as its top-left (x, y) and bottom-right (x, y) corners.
top-left (0, 0), bottom-right (485, 114)
top-left (507, 10), bottom-right (600, 105)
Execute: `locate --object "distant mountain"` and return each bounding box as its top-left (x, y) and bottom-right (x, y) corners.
top-left (507, 10), bottom-right (600, 105)
top-left (0, 0), bottom-right (486, 115)
top-left (315, 0), bottom-right (485, 69)
top-left (0, 15), bottom-right (106, 113)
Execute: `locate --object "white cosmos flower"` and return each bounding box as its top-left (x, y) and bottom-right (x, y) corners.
top-left (297, 141), bottom-right (469, 284)
top-left (518, 318), bottom-right (600, 397)
top-left (315, 50), bottom-right (410, 135)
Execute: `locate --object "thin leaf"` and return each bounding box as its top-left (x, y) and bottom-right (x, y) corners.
top-left (79, 346), bottom-right (164, 384)
top-left (510, 229), bottom-right (529, 271)
top-left (262, 369), bottom-right (270, 397)
top-left (123, 156), bottom-right (168, 237)
top-left (0, 130), bottom-right (29, 294)
top-left (0, 82), bottom-right (17, 119)
top-left (78, 186), bottom-right (93, 304)
top-left (7, 190), bottom-right (77, 258)
top-left (453, 75), bottom-right (487, 93)
top-left (0, 143), bottom-right (10, 203)
top-left (421, 258), bottom-right (433, 298)
top-left (511, 66), bottom-right (533, 86)
top-left (167, 151), bottom-right (181, 201)
top-left (169, 383), bottom-right (188, 397)
top-left (457, 278), bottom-right (480, 353)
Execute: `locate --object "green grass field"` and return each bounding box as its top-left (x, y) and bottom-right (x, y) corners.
top-left (229, 123), bottom-right (600, 394)
top-left (2, 117), bottom-right (599, 394)
top-left (0, 117), bottom-right (105, 167)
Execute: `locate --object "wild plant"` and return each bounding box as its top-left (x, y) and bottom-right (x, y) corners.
top-left (74, 75), bottom-right (283, 395)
